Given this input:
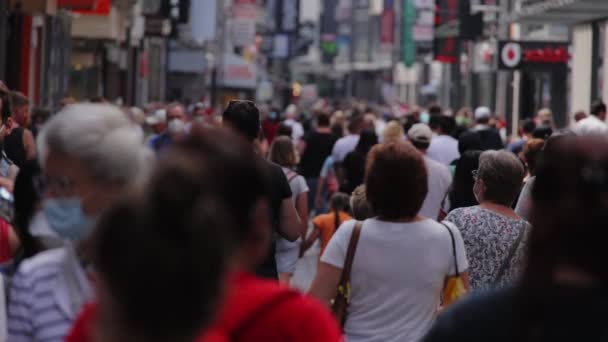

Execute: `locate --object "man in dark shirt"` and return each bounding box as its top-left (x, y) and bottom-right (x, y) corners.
top-left (298, 113), bottom-right (336, 213)
top-left (471, 107), bottom-right (503, 151)
top-left (223, 100), bottom-right (301, 279)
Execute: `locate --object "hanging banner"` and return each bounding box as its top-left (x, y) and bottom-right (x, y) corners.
top-left (402, 0), bottom-right (416, 67)
top-left (380, 0), bottom-right (394, 44)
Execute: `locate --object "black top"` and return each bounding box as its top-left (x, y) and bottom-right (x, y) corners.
top-left (425, 286), bottom-right (608, 342)
top-left (476, 128), bottom-right (504, 151)
top-left (299, 131), bottom-right (336, 178)
top-left (255, 161), bottom-right (292, 279)
top-left (4, 127), bottom-right (26, 168)
top-left (340, 151), bottom-right (365, 195)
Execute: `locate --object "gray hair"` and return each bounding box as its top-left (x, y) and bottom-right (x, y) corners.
top-left (478, 150), bottom-right (525, 206)
top-left (37, 104), bottom-right (154, 184)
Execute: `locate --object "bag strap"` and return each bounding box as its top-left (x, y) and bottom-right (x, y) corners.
top-left (286, 170), bottom-right (298, 183)
top-left (494, 224), bottom-right (527, 284)
top-left (229, 290), bottom-right (298, 341)
top-left (338, 221), bottom-right (363, 290)
top-left (441, 222), bottom-right (459, 276)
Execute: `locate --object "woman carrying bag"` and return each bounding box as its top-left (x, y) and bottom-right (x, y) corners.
top-left (310, 141), bottom-right (470, 341)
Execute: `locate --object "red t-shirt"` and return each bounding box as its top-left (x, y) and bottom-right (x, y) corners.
top-left (66, 272), bottom-right (342, 342)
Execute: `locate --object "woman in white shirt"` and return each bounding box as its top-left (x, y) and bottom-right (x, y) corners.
top-left (310, 141), bottom-right (470, 342)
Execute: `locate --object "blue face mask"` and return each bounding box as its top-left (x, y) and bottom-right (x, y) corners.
top-left (42, 198), bottom-right (96, 240)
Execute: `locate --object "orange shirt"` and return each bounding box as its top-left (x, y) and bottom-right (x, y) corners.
top-left (313, 211), bottom-right (352, 255)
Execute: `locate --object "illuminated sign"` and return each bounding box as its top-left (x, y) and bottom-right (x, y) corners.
top-left (498, 41), bottom-right (570, 70)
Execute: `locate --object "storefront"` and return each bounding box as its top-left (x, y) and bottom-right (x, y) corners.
top-left (508, 0), bottom-right (608, 125)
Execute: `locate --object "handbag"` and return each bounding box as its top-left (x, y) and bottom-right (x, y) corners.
top-left (331, 221), bottom-right (363, 328)
top-left (441, 222), bottom-right (468, 307)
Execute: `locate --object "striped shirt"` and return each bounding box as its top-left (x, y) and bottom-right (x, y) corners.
top-left (7, 244), bottom-right (92, 342)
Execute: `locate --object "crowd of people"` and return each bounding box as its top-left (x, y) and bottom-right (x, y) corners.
top-left (0, 82), bottom-right (604, 341)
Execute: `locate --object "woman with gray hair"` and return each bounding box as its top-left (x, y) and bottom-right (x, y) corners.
top-left (7, 104), bottom-right (152, 342)
top-left (444, 150), bottom-right (529, 291)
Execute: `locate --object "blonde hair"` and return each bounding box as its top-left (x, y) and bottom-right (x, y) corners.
top-left (383, 120), bottom-right (404, 144)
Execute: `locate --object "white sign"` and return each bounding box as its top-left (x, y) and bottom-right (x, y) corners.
top-left (233, 4), bottom-right (256, 47)
top-left (501, 42), bottom-right (522, 68)
top-left (220, 53), bottom-right (257, 89)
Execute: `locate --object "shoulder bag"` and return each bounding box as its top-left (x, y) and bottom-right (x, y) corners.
top-left (494, 224), bottom-right (526, 285)
top-left (331, 221), bottom-right (363, 328)
top-left (441, 222), bottom-right (468, 306)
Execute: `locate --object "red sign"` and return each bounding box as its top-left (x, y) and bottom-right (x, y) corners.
top-left (498, 41), bottom-right (570, 70)
top-left (58, 0), bottom-right (110, 15)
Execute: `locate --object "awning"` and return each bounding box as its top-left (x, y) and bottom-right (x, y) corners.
top-left (505, 0), bottom-right (608, 25)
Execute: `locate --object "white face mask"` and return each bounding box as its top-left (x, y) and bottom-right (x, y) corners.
top-left (168, 118), bottom-right (185, 134)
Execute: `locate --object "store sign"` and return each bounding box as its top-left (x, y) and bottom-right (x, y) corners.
top-left (498, 41), bottom-right (570, 70)
top-left (233, 3), bottom-right (257, 47)
top-left (58, 0), bottom-right (110, 15)
top-left (220, 53), bottom-right (257, 89)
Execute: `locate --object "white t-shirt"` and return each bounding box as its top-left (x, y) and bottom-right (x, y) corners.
top-left (331, 134), bottom-right (360, 163)
top-left (322, 219), bottom-right (468, 342)
top-left (284, 119), bottom-right (305, 141)
top-left (420, 157), bottom-right (453, 220)
top-left (575, 115), bottom-right (608, 136)
top-left (275, 168), bottom-right (309, 274)
top-left (427, 135), bottom-right (460, 166)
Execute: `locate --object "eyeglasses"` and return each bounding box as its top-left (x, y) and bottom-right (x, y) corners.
top-left (471, 169), bottom-right (479, 180)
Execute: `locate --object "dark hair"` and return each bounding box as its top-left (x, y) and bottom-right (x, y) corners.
top-left (532, 125), bottom-right (553, 140)
top-left (521, 119), bottom-right (536, 134)
top-left (223, 100), bottom-right (261, 141)
top-left (438, 115), bottom-right (456, 135)
top-left (276, 123), bottom-right (293, 138)
top-left (403, 116), bottom-right (420, 135)
top-left (317, 113), bottom-right (330, 127)
top-left (355, 129), bottom-right (378, 155)
top-left (94, 193), bottom-right (231, 342)
top-left (0, 91), bottom-right (11, 124)
top-left (590, 99), bottom-right (607, 116)
top-left (348, 115), bottom-right (364, 134)
top-left (331, 123), bottom-right (344, 138)
top-left (428, 104), bottom-right (442, 116)
top-left (518, 136), bottom-right (608, 338)
top-left (429, 115), bottom-right (441, 130)
top-left (10, 91), bottom-right (29, 109)
top-left (411, 140), bottom-right (430, 151)
top-left (330, 192), bottom-right (350, 231)
top-left (366, 142), bottom-right (427, 219)
top-left (458, 131), bottom-right (482, 154)
top-left (13, 160), bottom-right (44, 259)
top-left (448, 150), bottom-right (481, 211)
top-left (168, 127), bottom-right (270, 242)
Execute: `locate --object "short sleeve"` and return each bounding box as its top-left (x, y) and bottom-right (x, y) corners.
top-left (441, 221), bottom-right (469, 276)
top-left (320, 220), bottom-right (357, 268)
top-left (292, 176), bottom-right (309, 197)
top-left (7, 269), bottom-right (33, 342)
top-left (319, 157), bottom-right (332, 178)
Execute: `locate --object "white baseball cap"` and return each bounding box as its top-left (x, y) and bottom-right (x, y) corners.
top-left (145, 109), bottom-right (167, 125)
top-left (407, 123), bottom-right (432, 144)
top-left (474, 107), bottom-right (492, 120)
